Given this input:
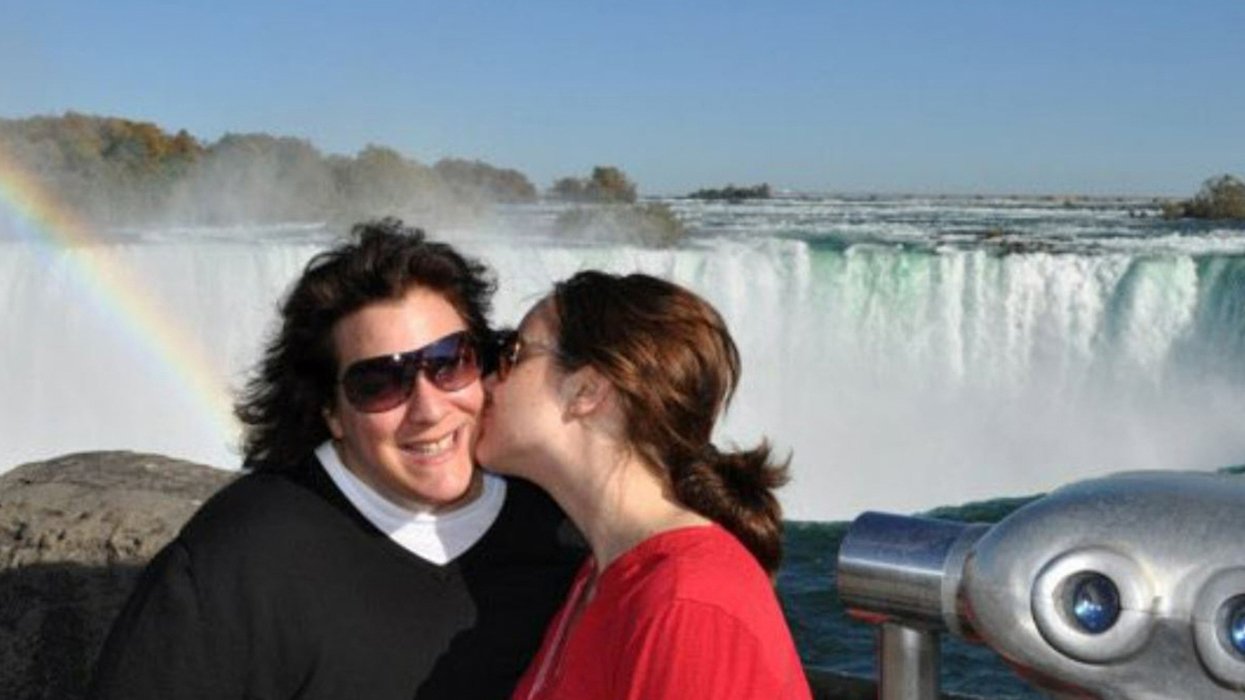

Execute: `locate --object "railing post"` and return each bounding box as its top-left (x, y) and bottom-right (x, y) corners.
top-left (879, 623), bottom-right (939, 700)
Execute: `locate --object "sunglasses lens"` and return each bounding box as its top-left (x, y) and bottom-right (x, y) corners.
top-left (340, 331), bottom-right (482, 413)
top-left (424, 341), bottom-right (481, 391)
top-left (342, 358), bottom-right (411, 413)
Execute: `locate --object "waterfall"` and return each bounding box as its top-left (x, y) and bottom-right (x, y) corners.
top-left (3, 230), bottom-right (1243, 520)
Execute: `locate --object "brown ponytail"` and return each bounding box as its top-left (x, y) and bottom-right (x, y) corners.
top-left (671, 443), bottom-right (790, 575)
top-left (551, 271), bottom-right (791, 575)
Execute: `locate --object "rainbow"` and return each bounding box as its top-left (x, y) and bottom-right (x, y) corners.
top-left (0, 144), bottom-right (238, 448)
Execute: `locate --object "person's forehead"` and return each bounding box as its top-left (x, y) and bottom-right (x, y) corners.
top-left (332, 289), bottom-right (466, 359)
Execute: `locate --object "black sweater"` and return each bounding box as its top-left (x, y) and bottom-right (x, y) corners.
top-left (88, 459), bottom-right (584, 700)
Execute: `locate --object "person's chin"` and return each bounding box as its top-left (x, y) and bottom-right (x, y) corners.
top-left (431, 463), bottom-right (482, 509)
top-left (472, 438), bottom-right (512, 476)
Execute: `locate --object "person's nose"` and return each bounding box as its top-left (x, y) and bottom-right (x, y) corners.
top-left (401, 374), bottom-right (453, 426)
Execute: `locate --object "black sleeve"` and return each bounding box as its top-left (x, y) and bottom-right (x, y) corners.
top-left (87, 540), bottom-right (233, 700)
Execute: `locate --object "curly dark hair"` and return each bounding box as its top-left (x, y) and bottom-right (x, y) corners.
top-left (234, 218), bottom-right (496, 471)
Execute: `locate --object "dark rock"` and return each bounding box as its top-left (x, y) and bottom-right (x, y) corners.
top-left (0, 451), bottom-right (236, 700)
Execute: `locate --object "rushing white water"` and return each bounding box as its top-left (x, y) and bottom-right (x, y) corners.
top-left (3, 198), bottom-right (1244, 521)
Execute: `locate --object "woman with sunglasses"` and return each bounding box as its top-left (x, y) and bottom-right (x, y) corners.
top-left (91, 220), bottom-right (583, 700)
top-left (476, 271), bottom-right (811, 700)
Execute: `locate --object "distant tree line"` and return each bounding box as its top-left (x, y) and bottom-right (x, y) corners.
top-left (687, 183), bottom-right (772, 202)
top-left (0, 113), bottom-right (542, 226)
top-left (0, 112), bottom-right (700, 244)
top-left (1162, 174), bottom-right (1245, 220)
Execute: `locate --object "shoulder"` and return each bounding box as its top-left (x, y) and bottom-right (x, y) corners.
top-left (176, 463), bottom-right (354, 558)
top-left (629, 525), bottom-right (767, 601)
top-left (602, 527), bottom-right (809, 698)
top-left (609, 526), bottom-right (787, 637)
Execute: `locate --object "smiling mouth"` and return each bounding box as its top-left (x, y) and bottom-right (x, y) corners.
top-left (402, 428), bottom-right (459, 458)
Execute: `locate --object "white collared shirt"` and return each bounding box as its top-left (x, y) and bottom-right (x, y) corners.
top-left (316, 441), bottom-right (506, 565)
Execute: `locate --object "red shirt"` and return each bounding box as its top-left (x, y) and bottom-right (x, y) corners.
top-left (512, 524), bottom-right (812, 700)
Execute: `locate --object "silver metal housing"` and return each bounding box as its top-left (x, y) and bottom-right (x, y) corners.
top-left (961, 471), bottom-right (1245, 699)
top-left (838, 470), bottom-right (1245, 699)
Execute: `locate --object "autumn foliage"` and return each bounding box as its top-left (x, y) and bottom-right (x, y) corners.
top-left (0, 112), bottom-right (539, 226)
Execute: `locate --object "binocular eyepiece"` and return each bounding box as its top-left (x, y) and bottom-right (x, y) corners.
top-left (838, 471), bottom-right (1245, 699)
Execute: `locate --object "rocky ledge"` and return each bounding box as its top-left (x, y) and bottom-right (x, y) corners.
top-left (0, 452), bottom-right (235, 700)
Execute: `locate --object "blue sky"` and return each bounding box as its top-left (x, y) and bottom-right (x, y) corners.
top-left (2, 0), bottom-right (1242, 195)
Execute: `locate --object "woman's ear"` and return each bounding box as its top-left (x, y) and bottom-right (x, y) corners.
top-left (323, 404), bottom-right (344, 440)
top-left (563, 366), bottom-right (611, 419)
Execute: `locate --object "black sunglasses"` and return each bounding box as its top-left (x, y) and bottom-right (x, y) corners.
top-left (339, 330), bottom-right (482, 413)
top-left (491, 329), bottom-right (557, 381)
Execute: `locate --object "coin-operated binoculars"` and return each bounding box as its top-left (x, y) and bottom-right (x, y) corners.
top-left (837, 471), bottom-right (1245, 699)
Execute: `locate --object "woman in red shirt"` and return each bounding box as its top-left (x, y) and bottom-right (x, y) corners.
top-left (476, 270), bottom-right (812, 700)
